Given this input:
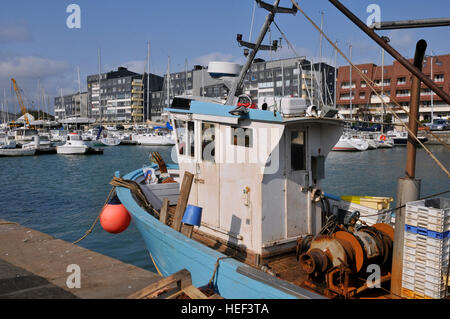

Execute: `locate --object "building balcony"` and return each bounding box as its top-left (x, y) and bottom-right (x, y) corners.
top-left (132, 112), bottom-right (144, 117)
top-left (132, 90), bottom-right (144, 94)
top-left (132, 81), bottom-right (144, 86)
top-left (131, 97), bottom-right (144, 102)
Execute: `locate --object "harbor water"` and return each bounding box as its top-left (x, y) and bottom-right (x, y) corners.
top-left (0, 145), bottom-right (448, 274)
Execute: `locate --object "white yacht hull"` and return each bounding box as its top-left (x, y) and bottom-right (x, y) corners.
top-left (56, 145), bottom-right (89, 155)
top-left (0, 148), bottom-right (36, 157)
top-left (332, 136), bottom-right (369, 151)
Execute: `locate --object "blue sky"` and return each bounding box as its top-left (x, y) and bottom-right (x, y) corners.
top-left (1, 0), bottom-right (449, 113)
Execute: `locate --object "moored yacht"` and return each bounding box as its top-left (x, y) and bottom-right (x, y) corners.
top-left (56, 133), bottom-right (92, 155)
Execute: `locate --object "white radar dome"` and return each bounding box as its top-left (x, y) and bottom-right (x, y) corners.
top-left (207, 61), bottom-right (240, 78)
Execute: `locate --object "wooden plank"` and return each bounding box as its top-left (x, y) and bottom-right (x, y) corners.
top-left (159, 198), bottom-right (170, 225)
top-left (172, 172), bottom-right (194, 232)
top-left (208, 294), bottom-right (224, 299)
top-left (181, 224), bottom-right (194, 238)
top-left (127, 269), bottom-right (192, 299)
top-left (148, 183), bottom-right (180, 190)
top-left (182, 285), bottom-right (208, 299)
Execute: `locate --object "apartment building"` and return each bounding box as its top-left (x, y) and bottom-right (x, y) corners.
top-left (54, 92), bottom-right (88, 121)
top-left (336, 54), bottom-right (450, 122)
top-left (87, 67), bottom-right (164, 123)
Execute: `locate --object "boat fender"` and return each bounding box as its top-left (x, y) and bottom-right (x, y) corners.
top-left (100, 195), bottom-right (131, 234)
top-left (380, 135), bottom-right (386, 141)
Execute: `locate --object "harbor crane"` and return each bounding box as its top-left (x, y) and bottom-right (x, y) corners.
top-left (11, 78), bottom-right (31, 127)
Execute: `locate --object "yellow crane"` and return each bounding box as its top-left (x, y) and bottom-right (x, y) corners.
top-left (11, 78), bottom-right (30, 127)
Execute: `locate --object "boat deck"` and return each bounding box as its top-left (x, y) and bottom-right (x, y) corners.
top-left (135, 179), bottom-right (394, 299)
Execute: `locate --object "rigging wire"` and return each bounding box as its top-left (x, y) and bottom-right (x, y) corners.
top-left (272, 19), bottom-right (313, 104)
top-left (290, 0), bottom-right (450, 178)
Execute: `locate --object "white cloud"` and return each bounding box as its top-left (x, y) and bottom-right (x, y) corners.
top-left (0, 56), bottom-right (69, 80)
top-left (0, 23), bottom-right (32, 42)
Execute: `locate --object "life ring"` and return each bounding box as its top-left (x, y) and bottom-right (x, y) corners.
top-left (380, 135), bottom-right (386, 141)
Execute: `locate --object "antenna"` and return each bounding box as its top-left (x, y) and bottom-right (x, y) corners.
top-left (225, 0), bottom-right (297, 106)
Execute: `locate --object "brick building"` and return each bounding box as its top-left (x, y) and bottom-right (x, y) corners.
top-left (336, 54), bottom-right (450, 122)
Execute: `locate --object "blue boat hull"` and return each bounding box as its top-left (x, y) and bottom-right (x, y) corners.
top-left (116, 168), bottom-right (323, 299)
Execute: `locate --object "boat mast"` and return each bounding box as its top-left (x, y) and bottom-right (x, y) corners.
top-left (77, 66), bottom-right (82, 120)
top-left (349, 44), bottom-right (353, 120)
top-left (334, 41), bottom-right (338, 108)
top-left (147, 41), bottom-right (151, 122)
top-left (225, 0), bottom-right (297, 106)
top-left (166, 56), bottom-right (171, 108)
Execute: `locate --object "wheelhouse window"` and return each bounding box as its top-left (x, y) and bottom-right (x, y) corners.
top-left (201, 123), bottom-right (215, 162)
top-left (187, 121), bottom-right (195, 158)
top-left (174, 120), bottom-right (186, 156)
top-left (291, 130), bottom-right (306, 171)
top-left (231, 126), bottom-right (253, 148)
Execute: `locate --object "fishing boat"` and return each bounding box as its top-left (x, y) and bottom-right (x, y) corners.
top-left (56, 132), bottom-right (98, 155)
top-left (332, 132), bottom-right (369, 151)
top-left (109, 2), bottom-right (404, 300)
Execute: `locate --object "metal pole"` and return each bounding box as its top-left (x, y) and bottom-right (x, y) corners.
top-left (430, 56), bottom-right (434, 120)
top-left (405, 40), bottom-right (426, 179)
top-left (147, 41), bottom-right (151, 122)
top-left (328, 0), bottom-right (450, 106)
top-left (391, 39), bottom-right (426, 299)
top-left (334, 41), bottom-right (337, 108)
top-left (371, 17), bottom-right (450, 30)
top-left (226, 0), bottom-right (281, 105)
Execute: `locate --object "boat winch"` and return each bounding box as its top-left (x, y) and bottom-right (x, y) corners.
top-left (297, 209), bottom-right (394, 298)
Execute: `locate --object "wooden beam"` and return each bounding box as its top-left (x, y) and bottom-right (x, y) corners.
top-left (159, 197), bottom-right (170, 225)
top-left (181, 224), bottom-right (194, 238)
top-left (127, 269), bottom-right (192, 299)
top-left (182, 285), bottom-right (208, 299)
top-left (172, 171), bottom-right (194, 232)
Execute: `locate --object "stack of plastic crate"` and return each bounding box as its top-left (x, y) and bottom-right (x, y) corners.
top-left (401, 197), bottom-right (450, 299)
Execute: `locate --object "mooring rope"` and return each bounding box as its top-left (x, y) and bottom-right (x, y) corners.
top-left (208, 256), bottom-right (233, 288)
top-left (72, 186), bottom-right (116, 244)
top-left (289, 0), bottom-right (450, 177)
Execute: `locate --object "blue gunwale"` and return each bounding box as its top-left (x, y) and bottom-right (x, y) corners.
top-left (115, 168), bottom-right (324, 299)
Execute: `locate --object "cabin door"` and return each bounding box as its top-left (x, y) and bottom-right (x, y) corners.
top-left (285, 128), bottom-right (310, 237)
top-left (195, 122), bottom-right (220, 228)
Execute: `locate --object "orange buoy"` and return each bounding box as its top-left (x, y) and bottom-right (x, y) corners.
top-left (100, 195), bottom-right (131, 234)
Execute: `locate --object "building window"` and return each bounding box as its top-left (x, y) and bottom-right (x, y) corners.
top-left (201, 123), bottom-right (215, 162)
top-left (362, 69), bottom-right (368, 74)
top-left (291, 130), bottom-right (306, 171)
top-left (361, 81), bottom-right (367, 88)
top-left (341, 82), bottom-right (355, 89)
top-left (434, 74), bottom-right (444, 82)
top-left (231, 126), bottom-right (253, 148)
top-left (359, 92), bottom-right (366, 99)
top-left (396, 89), bottom-right (410, 97)
top-left (397, 77), bottom-right (406, 85)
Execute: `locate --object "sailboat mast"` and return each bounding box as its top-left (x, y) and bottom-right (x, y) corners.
top-left (147, 41), bottom-right (151, 122)
top-left (349, 44), bottom-right (353, 120)
top-left (4, 88), bottom-right (9, 124)
top-left (334, 41), bottom-right (338, 108)
top-left (166, 56), bottom-right (171, 108)
top-left (77, 66), bottom-right (82, 120)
